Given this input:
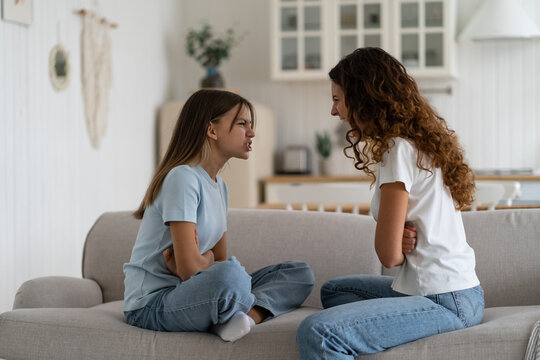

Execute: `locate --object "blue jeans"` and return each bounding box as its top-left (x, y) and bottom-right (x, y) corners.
top-left (296, 275), bottom-right (484, 359)
top-left (125, 257), bottom-right (314, 332)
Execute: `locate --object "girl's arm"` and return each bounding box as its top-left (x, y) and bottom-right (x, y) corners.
top-left (211, 233), bottom-right (227, 262)
top-left (375, 182), bottom-right (409, 268)
top-left (169, 221), bottom-right (214, 281)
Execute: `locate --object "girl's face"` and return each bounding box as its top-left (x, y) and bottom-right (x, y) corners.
top-left (211, 104), bottom-right (255, 160)
top-left (331, 82), bottom-right (348, 121)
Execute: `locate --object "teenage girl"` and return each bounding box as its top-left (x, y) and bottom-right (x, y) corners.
top-left (296, 48), bottom-right (484, 359)
top-left (124, 89), bottom-right (314, 341)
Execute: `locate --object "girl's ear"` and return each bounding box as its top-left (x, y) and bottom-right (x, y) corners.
top-left (207, 123), bottom-right (218, 141)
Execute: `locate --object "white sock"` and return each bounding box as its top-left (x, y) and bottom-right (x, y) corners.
top-left (211, 312), bottom-right (255, 342)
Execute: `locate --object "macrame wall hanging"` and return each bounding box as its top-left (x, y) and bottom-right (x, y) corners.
top-left (76, 9), bottom-right (117, 149)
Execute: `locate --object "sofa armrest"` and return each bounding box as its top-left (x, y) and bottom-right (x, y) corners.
top-left (13, 276), bottom-right (103, 310)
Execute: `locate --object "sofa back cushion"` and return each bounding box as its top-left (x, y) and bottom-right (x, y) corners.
top-left (461, 209), bottom-right (540, 308)
top-left (226, 209), bottom-right (381, 308)
top-left (83, 209), bottom-right (381, 306)
top-left (83, 211), bottom-right (140, 303)
top-left (84, 208), bottom-right (540, 308)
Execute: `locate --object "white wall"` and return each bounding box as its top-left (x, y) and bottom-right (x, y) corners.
top-left (0, 0), bottom-right (184, 313)
top-left (181, 0), bottom-right (540, 172)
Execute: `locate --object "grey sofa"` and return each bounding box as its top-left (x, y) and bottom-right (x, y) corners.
top-left (1, 209), bottom-right (539, 360)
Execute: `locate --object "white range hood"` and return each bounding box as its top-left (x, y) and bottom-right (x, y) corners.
top-left (459, 0), bottom-right (540, 41)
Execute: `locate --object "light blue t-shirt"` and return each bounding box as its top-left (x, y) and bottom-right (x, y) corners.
top-left (123, 165), bottom-right (228, 312)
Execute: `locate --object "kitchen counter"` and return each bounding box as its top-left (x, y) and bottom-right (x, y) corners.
top-left (263, 174), bottom-right (540, 183)
top-left (261, 174), bottom-right (540, 207)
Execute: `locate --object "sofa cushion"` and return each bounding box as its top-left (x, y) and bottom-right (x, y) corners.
top-left (462, 210), bottom-right (540, 307)
top-left (83, 210), bottom-right (382, 308)
top-left (227, 209), bottom-right (381, 308)
top-left (1, 301), bottom-right (539, 360)
top-left (83, 212), bottom-right (140, 303)
top-left (360, 305), bottom-right (540, 359)
top-left (0, 301), bottom-right (317, 360)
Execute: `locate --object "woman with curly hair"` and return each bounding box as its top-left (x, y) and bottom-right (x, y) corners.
top-left (296, 48), bottom-right (484, 359)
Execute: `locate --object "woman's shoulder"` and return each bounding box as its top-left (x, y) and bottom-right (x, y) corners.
top-left (392, 137), bottom-right (415, 149)
top-left (387, 137), bottom-right (417, 158)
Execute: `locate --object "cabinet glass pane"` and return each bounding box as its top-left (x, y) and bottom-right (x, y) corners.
top-left (305, 37), bottom-right (321, 69)
top-left (425, 33), bottom-right (443, 66)
top-left (281, 7), bottom-right (298, 31)
top-left (341, 35), bottom-right (357, 58)
top-left (364, 4), bottom-right (381, 29)
top-left (340, 5), bottom-right (357, 30)
top-left (304, 6), bottom-right (321, 31)
top-left (425, 2), bottom-right (443, 27)
top-left (281, 38), bottom-right (298, 70)
top-left (401, 34), bottom-right (419, 67)
top-left (401, 3), bottom-right (419, 28)
top-left (364, 34), bottom-right (381, 47)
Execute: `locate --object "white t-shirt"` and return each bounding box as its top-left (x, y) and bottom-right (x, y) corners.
top-left (370, 137), bottom-right (479, 296)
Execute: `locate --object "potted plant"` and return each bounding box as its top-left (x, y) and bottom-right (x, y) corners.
top-left (315, 131), bottom-right (333, 175)
top-left (186, 22), bottom-right (240, 88)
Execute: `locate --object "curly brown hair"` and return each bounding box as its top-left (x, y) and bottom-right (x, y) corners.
top-left (329, 48), bottom-right (474, 210)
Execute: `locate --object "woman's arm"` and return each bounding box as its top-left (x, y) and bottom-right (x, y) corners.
top-left (211, 233), bottom-right (227, 262)
top-left (169, 221), bottom-right (214, 281)
top-left (375, 182), bottom-right (409, 268)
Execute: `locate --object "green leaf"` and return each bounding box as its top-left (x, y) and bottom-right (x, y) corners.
top-left (184, 21), bottom-right (241, 69)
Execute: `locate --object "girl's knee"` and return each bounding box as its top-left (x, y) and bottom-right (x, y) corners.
top-left (285, 261), bottom-right (315, 285)
top-left (211, 259), bottom-right (252, 293)
top-left (320, 279), bottom-right (339, 303)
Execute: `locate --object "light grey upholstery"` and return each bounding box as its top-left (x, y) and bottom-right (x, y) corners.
top-left (462, 210), bottom-right (540, 307)
top-left (227, 210), bottom-right (380, 308)
top-left (83, 211), bottom-right (140, 303)
top-left (1, 209), bottom-right (539, 360)
top-left (13, 276), bottom-right (102, 309)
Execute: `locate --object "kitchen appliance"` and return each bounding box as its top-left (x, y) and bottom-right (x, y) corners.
top-left (282, 145), bottom-right (311, 174)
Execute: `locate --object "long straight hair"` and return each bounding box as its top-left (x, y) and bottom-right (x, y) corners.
top-left (133, 89), bottom-right (254, 219)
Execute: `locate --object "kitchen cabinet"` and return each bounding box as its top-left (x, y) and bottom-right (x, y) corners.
top-left (334, 0), bottom-right (391, 58)
top-left (393, 0), bottom-right (456, 78)
top-left (270, 0), bottom-right (332, 80)
top-left (270, 0), bottom-right (456, 80)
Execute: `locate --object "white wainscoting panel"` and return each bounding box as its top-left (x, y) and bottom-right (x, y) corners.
top-left (0, 0), bottom-right (184, 313)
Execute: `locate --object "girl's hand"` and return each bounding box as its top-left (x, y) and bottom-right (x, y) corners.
top-left (402, 225), bottom-right (417, 254)
top-left (163, 247), bottom-right (178, 276)
top-left (164, 227), bottom-right (200, 278)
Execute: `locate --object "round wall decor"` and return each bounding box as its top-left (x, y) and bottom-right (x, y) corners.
top-left (49, 44), bottom-right (70, 91)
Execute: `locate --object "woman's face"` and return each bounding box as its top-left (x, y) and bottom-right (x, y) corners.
top-left (211, 104), bottom-right (255, 160)
top-left (331, 81), bottom-right (367, 134)
top-left (331, 82), bottom-right (348, 121)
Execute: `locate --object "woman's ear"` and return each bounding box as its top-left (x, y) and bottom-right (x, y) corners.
top-left (207, 123), bottom-right (218, 141)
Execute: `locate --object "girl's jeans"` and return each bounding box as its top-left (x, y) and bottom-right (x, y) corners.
top-left (124, 257), bottom-right (314, 332)
top-left (297, 275), bottom-right (484, 359)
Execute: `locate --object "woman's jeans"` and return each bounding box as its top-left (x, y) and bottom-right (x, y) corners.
top-left (296, 275), bottom-right (484, 360)
top-left (125, 257), bottom-right (314, 332)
